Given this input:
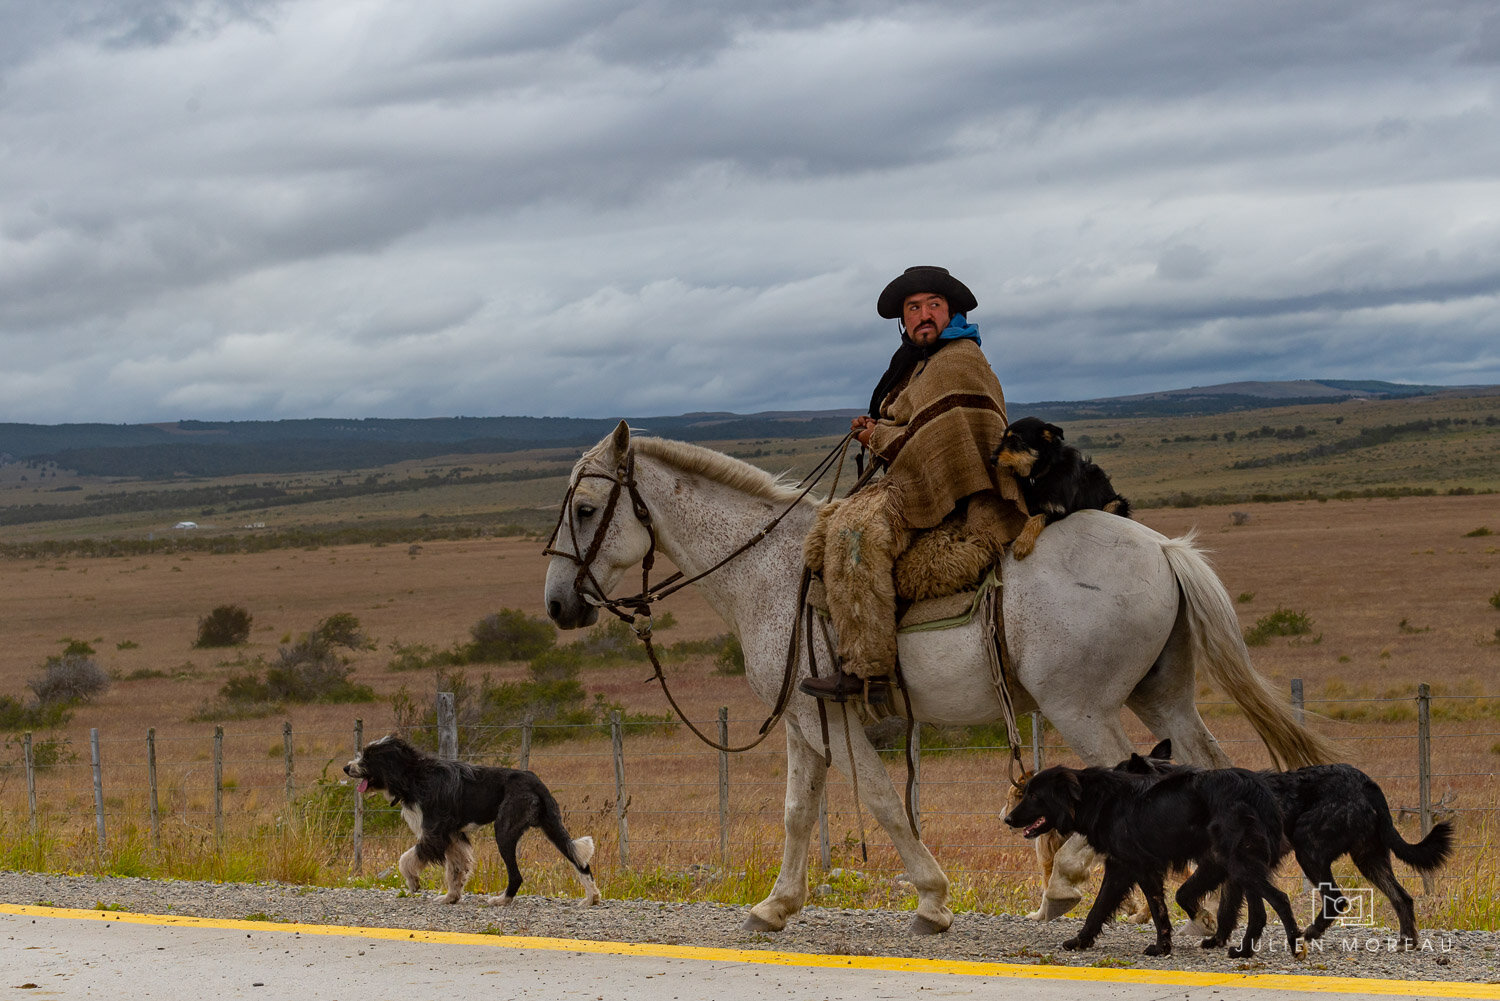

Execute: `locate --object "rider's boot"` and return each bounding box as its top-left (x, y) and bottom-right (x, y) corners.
top-left (799, 668), bottom-right (892, 707)
top-left (798, 668), bottom-right (864, 701)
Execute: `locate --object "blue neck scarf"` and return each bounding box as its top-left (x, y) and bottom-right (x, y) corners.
top-left (938, 313), bottom-right (981, 346)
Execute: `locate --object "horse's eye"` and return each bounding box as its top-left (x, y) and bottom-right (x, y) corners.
top-left (576, 504), bottom-right (596, 520)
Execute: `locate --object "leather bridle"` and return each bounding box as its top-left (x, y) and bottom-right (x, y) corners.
top-left (542, 434), bottom-right (856, 752)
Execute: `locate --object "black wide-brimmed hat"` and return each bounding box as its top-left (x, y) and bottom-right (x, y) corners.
top-left (876, 265), bottom-right (978, 319)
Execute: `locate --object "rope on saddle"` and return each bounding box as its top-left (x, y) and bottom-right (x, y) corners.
top-left (980, 574), bottom-right (1031, 789)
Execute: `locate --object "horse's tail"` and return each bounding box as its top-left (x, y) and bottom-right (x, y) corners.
top-left (1160, 532), bottom-right (1337, 770)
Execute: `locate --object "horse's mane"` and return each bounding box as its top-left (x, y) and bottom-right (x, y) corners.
top-left (575, 434), bottom-right (817, 507)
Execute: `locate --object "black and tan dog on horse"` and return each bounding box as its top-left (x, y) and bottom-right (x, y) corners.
top-left (992, 416), bottom-right (1131, 559)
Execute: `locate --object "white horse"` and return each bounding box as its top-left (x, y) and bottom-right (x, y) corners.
top-left (543, 422), bottom-right (1331, 935)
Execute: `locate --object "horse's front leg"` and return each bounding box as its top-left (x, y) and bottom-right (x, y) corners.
top-left (828, 704), bottom-right (952, 935)
top-left (744, 718), bottom-right (827, 932)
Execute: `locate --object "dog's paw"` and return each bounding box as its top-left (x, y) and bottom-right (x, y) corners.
top-left (1199, 936), bottom-right (1225, 949)
top-left (1143, 942), bottom-right (1171, 957)
top-left (1228, 942), bottom-right (1254, 960)
top-left (582, 891), bottom-right (601, 907)
top-left (1061, 936), bottom-right (1086, 951)
top-left (1011, 537), bottom-right (1035, 560)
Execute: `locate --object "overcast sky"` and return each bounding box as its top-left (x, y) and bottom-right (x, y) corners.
top-left (2, 1), bottom-right (1498, 424)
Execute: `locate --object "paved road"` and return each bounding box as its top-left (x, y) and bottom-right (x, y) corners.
top-left (3, 906), bottom-right (1494, 1001)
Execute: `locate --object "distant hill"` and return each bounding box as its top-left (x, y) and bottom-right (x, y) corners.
top-left (1016, 379), bottom-right (1485, 422)
top-left (1, 380), bottom-right (1491, 478)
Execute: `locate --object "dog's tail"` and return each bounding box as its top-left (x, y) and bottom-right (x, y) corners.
top-left (1385, 820), bottom-right (1454, 872)
top-left (1161, 532), bottom-right (1338, 770)
top-left (570, 835), bottom-right (596, 868)
top-left (1369, 777), bottom-right (1455, 871)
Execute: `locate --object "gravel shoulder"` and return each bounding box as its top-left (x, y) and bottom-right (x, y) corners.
top-left (2, 870), bottom-right (1495, 984)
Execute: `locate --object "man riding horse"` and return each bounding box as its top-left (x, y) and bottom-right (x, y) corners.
top-left (800, 266), bottom-right (1029, 704)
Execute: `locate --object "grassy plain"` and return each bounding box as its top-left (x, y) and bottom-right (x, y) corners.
top-left (1, 390), bottom-right (1498, 930)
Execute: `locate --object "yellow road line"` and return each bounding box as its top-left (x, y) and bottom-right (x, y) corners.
top-left (3, 903), bottom-right (1494, 998)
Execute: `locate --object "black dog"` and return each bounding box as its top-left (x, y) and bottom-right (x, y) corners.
top-left (344, 735), bottom-right (601, 906)
top-left (1166, 765), bottom-right (1450, 950)
top-left (1004, 763), bottom-right (1300, 957)
top-left (991, 416), bottom-right (1131, 559)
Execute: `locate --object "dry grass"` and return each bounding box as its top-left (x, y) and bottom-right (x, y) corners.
top-left (2, 473), bottom-right (1498, 929)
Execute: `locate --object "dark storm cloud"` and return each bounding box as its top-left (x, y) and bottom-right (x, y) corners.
top-left (0, 0), bottom-right (1497, 423)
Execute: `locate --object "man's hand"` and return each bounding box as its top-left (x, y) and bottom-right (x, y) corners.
top-left (851, 415), bottom-right (876, 447)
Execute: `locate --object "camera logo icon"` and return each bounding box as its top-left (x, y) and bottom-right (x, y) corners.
top-left (1315, 884), bottom-right (1375, 927)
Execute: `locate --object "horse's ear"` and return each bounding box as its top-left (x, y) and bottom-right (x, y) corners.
top-left (1149, 738), bottom-right (1172, 760)
top-left (611, 420), bottom-right (631, 457)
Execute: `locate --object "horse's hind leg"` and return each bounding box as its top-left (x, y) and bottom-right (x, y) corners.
top-left (1126, 607), bottom-right (1231, 769)
top-left (745, 717), bottom-right (828, 932)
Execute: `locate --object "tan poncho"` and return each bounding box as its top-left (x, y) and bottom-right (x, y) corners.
top-left (865, 338), bottom-right (1027, 532)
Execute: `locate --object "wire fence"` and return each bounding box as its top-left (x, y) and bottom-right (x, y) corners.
top-left (2, 682), bottom-right (1494, 892)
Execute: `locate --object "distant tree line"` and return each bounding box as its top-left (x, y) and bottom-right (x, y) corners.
top-left (1230, 418), bottom-right (1490, 470)
top-left (0, 466), bottom-right (570, 527)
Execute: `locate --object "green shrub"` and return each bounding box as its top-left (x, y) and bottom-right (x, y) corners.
top-left (390, 664), bottom-right (672, 757)
top-left (1463, 526), bottom-right (1492, 538)
top-left (386, 641), bottom-right (437, 672)
top-left (312, 612), bottom-right (371, 650)
top-left (0, 695), bottom-right (72, 731)
top-left (196, 605), bottom-right (253, 648)
top-left (715, 634), bottom-right (746, 675)
top-left (1243, 607), bottom-right (1314, 646)
top-left (460, 610), bottom-right (556, 663)
top-left (1490, 590), bottom-right (1500, 611)
top-left (570, 619), bottom-right (647, 663)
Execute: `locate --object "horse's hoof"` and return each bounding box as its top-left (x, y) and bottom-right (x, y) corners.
top-left (907, 913), bottom-right (950, 936)
top-left (1034, 895), bottom-right (1081, 922)
top-left (741, 913), bottom-right (783, 932)
top-left (1183, 912), bottom-right (1215, 938)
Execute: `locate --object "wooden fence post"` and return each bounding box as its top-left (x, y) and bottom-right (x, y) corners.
top-left (212, 725), bottom-right (224, 844)
top-left (519, 715), bottom-right (533, 771)
top-left (611, 711), bottom-right (629, 868)
top-left (147, 727), bottom-right (160, 850)
top-left (717, 707), bottom-right (730, 863)
top-left (283, 721), bottom-right (294, 809)
top-left (437, 693), bottom-right (457, 759)
top-left (352, 719), bottom-right (364, 874)
top-left (1417, 683), bottom-right (1434, 894)
top-left (1291, 678), bottom-right (1305, 724)
top-left (1030, 711), bottom-right (1044, 773)
top-left (23, 732), bottom-right (37, 838)
top-left (91, 728), bottom-right (106, 854)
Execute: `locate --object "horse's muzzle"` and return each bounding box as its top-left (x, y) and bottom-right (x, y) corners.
top-left (547, 595), bottom-right (600, 629)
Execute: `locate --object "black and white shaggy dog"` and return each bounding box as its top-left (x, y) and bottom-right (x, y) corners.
top-left (1004, 763), bottom-right (1300, 957)
top-left (1124, 747), bottom-right (1455, 950)
top-left (991, 416), bottom-right (1131, 560)
top-left (344, 735), bottom-right (601, 907)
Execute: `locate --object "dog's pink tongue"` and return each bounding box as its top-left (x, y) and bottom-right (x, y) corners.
top-left (357, 779), bottom-right (369, 793)
top-left (1024, 817), bottom-right (1046, 838)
